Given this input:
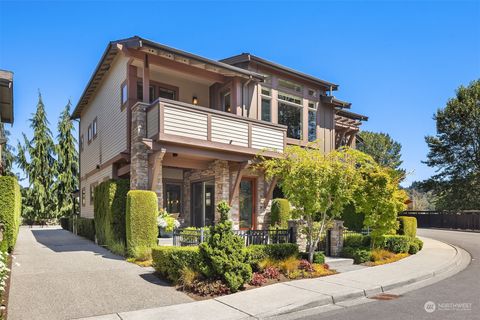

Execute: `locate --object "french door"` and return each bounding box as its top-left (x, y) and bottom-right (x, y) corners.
top-left (191, 180), bottom-right (215, 227)
top-left (239, 178), bottom-right (256, 230)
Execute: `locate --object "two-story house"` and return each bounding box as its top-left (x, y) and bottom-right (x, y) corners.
top-left (72, 36), bottom-right (367, 230)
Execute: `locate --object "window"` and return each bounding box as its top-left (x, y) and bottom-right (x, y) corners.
top-left (222, 91), bottom-right (231, 112)
top-left (278, 102), bottom-right (302, 139)
top-left (261, 88), bottom-right (271, 96)
top-left (165, 183), bottom-right (182, 214)
top-left (308, 101), bottom-right (317, 110)
top-left (308, 89), bottom-right (317, 98)
top-left (158, 87), bottom-right (176, 100)
top-left (278, 92), bottom-right (302, 105)
top-left (89, 182), bottom-right (97, 205)
top-left (87, 124), bottom-right (92, 143)
top-left (121, 82), bottom-right (128, 106)
top-left (308, 110), bottom-right (317, 142)
top-left (261, 98), bottom-right (271, 122)
top-left (137, 83), bottom-right (156, 102)
top-left (80, 134), bottom-right (84, 152)
top-left (278, 79), bottom-right (302, 93)
top-left (81, 187), bottom-right (86, 207)
top-left (92, 117), bottom-right (97, 139)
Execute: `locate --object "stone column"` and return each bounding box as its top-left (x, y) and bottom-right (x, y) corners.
top-left (329, 220), bottom-right (344, 257)
top-left (288, 219), bottom-right (307, 252)
top-left (130, 103), bottom-right (149, 190)
top-left (214, 160), bottom-right (230, 223)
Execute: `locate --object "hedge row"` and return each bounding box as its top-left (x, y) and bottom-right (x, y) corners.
top-left (59, 216), bottom-right (95, 242)
top-left (0, 176), bottom-right (21, 252)
top-left (397, 216), bottom-right (417, 238)
top-left (126, 190), bottom-right (158, 258)
top-left (94, 179), bottom-right (129, 252)
top-left (270, 199), bottom-right (290, 228)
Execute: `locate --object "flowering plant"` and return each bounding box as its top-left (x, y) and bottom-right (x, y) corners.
top-left (0, 250), bottom-right (10, 294)
top-left (157, 210), bottom-right (180, 232)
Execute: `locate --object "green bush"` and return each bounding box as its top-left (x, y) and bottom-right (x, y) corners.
top-left (397, 216), bottom-right (417, 238)
top-left (341, 246), bottom-right (371, 264)
top-left (94, 179), bottom-right (129, 253)
top-left (341, 203), bottom-right (365, 232)
top-left (152, 246), bottom-right (200, 282)
top-left (0, 176), bottom-right (21, 252)
top-left (382, 235), bottom-right (410, 253)
top-left (199, 201), bottom-right (252, 292)
top-left (414, 237), bottom-right (423, 250)
top-left (245, 243), bottom-right (299, 269)
top-left (59, 217), bottom-right (69, 230)
top-left (408, 241), bottom-right (419, 254)
top-left (126, 190), bottom-right (158, 258)
top-left (76, 217), bottom-right (95, 241)
top-left (312, 251), bottom-right (325, 264)
top-left (270, 199), bottom-right (290, 228)
top-left (344, 234), bottom-right (364, 248)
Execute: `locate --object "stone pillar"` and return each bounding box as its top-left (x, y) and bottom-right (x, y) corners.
top-left (130, 103), bottom-right (149, 190)
top-left (329, 220), bottom-right (344, 257)
top-left (214, 160), bottom-right (230, 222)
top-left (151, 153), bottom-right (164, 209)
top-left (288, 219), bottom-right (307, 252)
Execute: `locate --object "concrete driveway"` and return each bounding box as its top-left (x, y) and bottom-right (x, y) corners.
top-left (7, 226), bottom-right (192, 320)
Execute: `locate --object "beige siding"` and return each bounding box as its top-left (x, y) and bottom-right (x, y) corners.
top-left (80, 166), bottom-right (112, 218)
top-left (80, 55), bottom-right (128, 177)
top-left (211, 116), bottom-right (249, 147)
top-left (147, 106), bottom-right (159, 138)
top-left (317, 101), bottom-right (335, 153)
top-left (251, 125), bottom-right (284, 152)
top-left (163, 104), bottom-right (208, 139)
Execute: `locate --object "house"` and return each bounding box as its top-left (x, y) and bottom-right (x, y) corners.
top-left (72, 36), bottom-right (367, 230)
top-left (0, 70), bottom-right (14, 175)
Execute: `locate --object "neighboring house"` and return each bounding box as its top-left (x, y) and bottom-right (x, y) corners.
top-left (71, 36), bottom-right (367, 230)
top-left (0, 70), bottom-right (14, 175)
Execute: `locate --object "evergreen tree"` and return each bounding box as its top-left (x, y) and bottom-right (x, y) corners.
top-left (17, 93), bottom-right (58, 221)
top-left (55, 102), bottom-right (78, 217)
top-left (0, 122), bottom-right (15, 176)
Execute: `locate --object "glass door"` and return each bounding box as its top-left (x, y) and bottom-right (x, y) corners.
top-left (239, 178), bottom-right (256, 229)
top-left (191, 180), bottom-right (215, 227)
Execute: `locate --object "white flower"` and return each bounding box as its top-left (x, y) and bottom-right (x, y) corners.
top-left (173, 220), bottom-right (180, 228)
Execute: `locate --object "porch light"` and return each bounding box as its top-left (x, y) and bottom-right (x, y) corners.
top-left (192, 96), bottom-right (198, 105)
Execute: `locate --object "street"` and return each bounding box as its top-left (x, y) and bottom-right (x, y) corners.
top-left (292, 229), bottom-right (479, 320)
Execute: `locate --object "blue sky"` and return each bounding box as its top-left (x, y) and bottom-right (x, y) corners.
top-left (1, 1), bottom-right (479, 186)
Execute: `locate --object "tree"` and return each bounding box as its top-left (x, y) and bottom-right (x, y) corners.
top-left (357, 131), bottom-right (405, 179)
top-left (423, 80), bottom-right (480, 210)
top-left (17, 93), bottom-right (58, 221)
top-left (405, 181), bottom-right (436, 211)
top-left (0, 122), bottom-right (15, 176)
top-left (260, 145), bottom-right (359, 263)
top-left (55, 102), bottom-right (78, 217)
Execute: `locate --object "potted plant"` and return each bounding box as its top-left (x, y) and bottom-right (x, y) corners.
top-left (157, 210), bottom-right (180, 238)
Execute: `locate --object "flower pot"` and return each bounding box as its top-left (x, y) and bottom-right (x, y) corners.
top-left (159, 227), bottom-right (173, 238)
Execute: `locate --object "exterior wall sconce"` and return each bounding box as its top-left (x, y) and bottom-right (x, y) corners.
top-left (192, 96), bottom-right (198, 105)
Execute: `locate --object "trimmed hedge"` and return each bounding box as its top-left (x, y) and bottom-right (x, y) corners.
top-left (341, 246), bottom-right (372, 264)
top-left (152, 246), bottom-right (200, 283)
top-left (94, 179), bottom-right (129, 251)
top-left (397, 216), bottom-right (417, 238)
top-left (270, 199), bottom-right (290, 228)
top-left (77, 217), bottom-right (95, 242)
top-left (382, 235), bottom-right (410, 253)
top-left (126, 190), bottom-right (158, 258)
top-left (0, 176), bottom-right (21, 252)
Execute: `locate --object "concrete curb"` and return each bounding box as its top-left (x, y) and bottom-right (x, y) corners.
top-left (77, 237), bottom-right (470, 320)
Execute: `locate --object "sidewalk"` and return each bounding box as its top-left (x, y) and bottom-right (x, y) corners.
top-left (80, 237), bottom-right (469, 320)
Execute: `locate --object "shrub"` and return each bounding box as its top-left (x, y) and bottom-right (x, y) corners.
top-left (250, 272), bottom-right (267, 286)
top-left (76, 217), bottom-right (95, 241)
top-left (59, 217), bottom-right (69, 230)
top-left (0, 176), bottom-right (21, 252)
top-left (343, 234), bottom-right (365, 248)
top-left (382, 235), bottom-right (410, 253)
top-left (94, 179), bottom-right (129, 252)
top-left (278, 256), bottom-right (299, 274)
top-left (270, 198), bottom-right (290, 228)
top-left (262, 266), bottom-right (280, 280)
top-left (397, 216), bottom-right (417, 238)
top-left (178, 267), bottom-right (200, 290)
top-left (126, 190), bottom-right (158, 258)
top-left (199, 201), bottom-right (252, 292)
top-left (370, 249), bottom-right (395, 262)
top-left (152, 246), bottom-right (201, 282)
top-left (245, 243), bottom-right (299, 270)
top-left (298, 259), bottom-right (314, 272)
top-left (408, 241), bottom-right (419, 254)
top-left (341, 246), bottom-right (372, 264)
top-left (187, 279), bottom-right (230, 296)
top-left (414, 237), bottom-right (424, 250)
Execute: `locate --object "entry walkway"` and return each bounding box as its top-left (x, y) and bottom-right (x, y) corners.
top-left (8, 226), bottom-right (192, 320)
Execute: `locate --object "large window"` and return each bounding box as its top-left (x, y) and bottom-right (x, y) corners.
top-left (278, 102), bottom-right (302, 139)
top-left (308, 101), bottom-right (317, 142)
top-left (278, 79), bottom-right (302, 94)
top-left (261, 98), bottom-right (271, 122)
top-left (222, 91), bottom-right (231, 112)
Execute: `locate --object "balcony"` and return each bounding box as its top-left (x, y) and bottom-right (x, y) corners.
top-left (146, 98), bottom-right (286, 157)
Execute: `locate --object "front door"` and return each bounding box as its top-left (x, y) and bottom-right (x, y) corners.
top-left (191, 180), bottom-right (215, 227)
top-left (239, 178), bottom-right (256, 229)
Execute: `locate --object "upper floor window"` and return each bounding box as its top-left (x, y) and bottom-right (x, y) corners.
top-left (87, 124), bottom-right (92, 143)
top-left (222, 91), bottom-right (231, 113)
top-left (121, 82), bottom-right (128, 106)
top-left (261, 98), bottom-right (271, 122)
top-left (308, 101), bottom-right (317, 142)
top-left (278, 79), bottom-right (302, 94)
top-left (307, 88), bottom-right (317, 98)
top-left (92, 117), bottom-right (97, 139)
top-left (137, 83), bottom-right (155, 103)
top-left (278, 92), bottom-right (302, 105)
top-left (278, 101), bottom-right (302, 140)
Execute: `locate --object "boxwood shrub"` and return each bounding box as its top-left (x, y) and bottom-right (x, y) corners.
top-left (0, 176), bottom-right (21, 252)
top-left (397, 216), bottom-right (417, 238)
top-left (126, 190), bottom-right (158, 258)
top-left (382, 235), bottom-right (410, 253)
top-left (270, 199), bottom-right (290, 228)
top-left (152, 246), bottom-right (200, 282)
top-left (94, 179), bottom-right (129, 251)
top-left (341, 246), bottom-right (372, 264)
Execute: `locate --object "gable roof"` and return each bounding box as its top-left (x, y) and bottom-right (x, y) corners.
top-left (220, 53), bottom-right (339, 91)
top-left (72, 36), bottom-right (265, 119)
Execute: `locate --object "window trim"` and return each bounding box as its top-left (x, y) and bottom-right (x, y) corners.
top-left (261, 97), bottom-right (272, 122)
top-left (87, 124), bottom-right (92, 143)
top-left (92, 117), bottom-right (98, 139)
top-left (121, 81), bottom-right (128, 109)
top-left (278, 101), bottom-right (303, 140)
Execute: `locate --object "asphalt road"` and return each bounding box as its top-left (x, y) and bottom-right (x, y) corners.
top-left (295, 229), bottom-right (480, 320)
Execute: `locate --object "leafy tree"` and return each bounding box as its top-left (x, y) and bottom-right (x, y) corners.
top-left (0, 122), bottom-right (15, 176)
top-left (17, 93), bottom-right (58, 220)
top-left (423, 80), bottom-right (480, 210)
top-left (405, 181), bottom-right (436, 211)
top-left (357, 131), bottom-right (405, 179)
top-left (260, 145), bottom-right (359, 263)
top-left (55, 102), bottom-right (78, 217)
